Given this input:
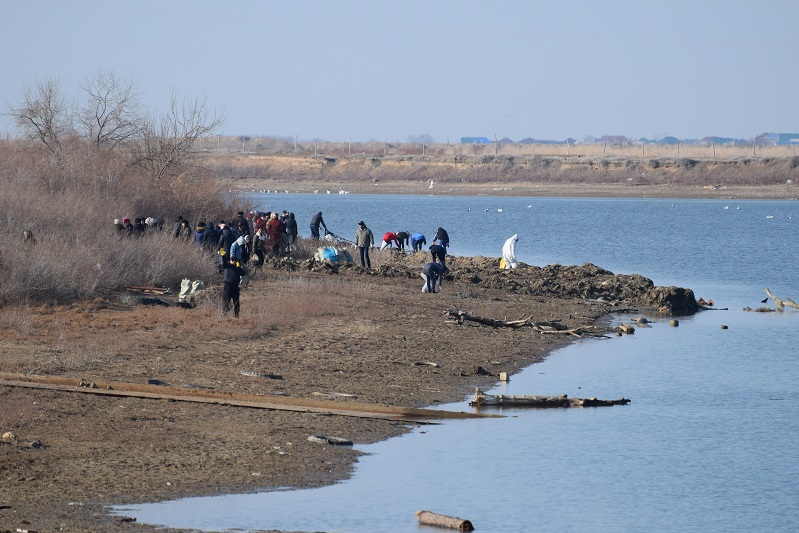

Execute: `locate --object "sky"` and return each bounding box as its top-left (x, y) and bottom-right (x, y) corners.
top-left (2, 0), bottom-right (798, 143)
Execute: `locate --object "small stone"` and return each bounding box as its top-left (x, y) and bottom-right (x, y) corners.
top-left (2, 431), bottom-right (17, 442)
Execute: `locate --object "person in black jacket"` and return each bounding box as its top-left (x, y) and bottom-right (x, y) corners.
top-left (310, 211), bottom-right (327, 240)
top-left (421, 262), bottom-right (448, 293)
top-left (433, 227), bottom-right (450, 248)
top-left (222, 237), bottom-right (245, 318)
top-left (230, 211), bottom-right (250, 237)
top-left (284, 212), bottom-right (298, 252)
top-left (201, 221), bottom-right (222, 251)
top-left (396, 231), bottom-right (410, 252)
top-left (217, 223), bottom-right (236, 271)
top-left (429, 243), bottom-right (446, 266)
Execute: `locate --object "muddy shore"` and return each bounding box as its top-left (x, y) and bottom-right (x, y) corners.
top-left (0, 250), bottom-right (695, 532)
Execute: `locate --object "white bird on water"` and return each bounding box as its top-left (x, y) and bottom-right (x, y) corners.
top-left (497, 208), bottom-right (503, 213)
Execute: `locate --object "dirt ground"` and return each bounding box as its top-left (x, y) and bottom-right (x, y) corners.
top-left (0, 251), bottom-right (693, 532)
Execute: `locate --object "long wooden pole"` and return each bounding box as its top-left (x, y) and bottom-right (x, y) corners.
top-left (0, 372), bottom-right (499, 423)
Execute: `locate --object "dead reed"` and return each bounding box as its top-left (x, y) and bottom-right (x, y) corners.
top-left (0, 140), bottom-right (238, 305)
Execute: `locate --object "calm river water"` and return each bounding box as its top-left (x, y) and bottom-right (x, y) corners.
top-left (113, 194), bottom-right (799, 532)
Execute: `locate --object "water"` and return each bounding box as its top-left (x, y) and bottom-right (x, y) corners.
top-left (114, 195), bottom-right (799, 532)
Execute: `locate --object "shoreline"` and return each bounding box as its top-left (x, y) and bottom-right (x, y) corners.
top-left (227, 179), bottom-right (799, 200)
top-left (1, 240), bottom-right (690, 531)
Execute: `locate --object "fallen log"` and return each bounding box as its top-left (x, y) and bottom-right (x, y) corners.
top-left (124, 285), bottom-right (171, 295)
top-left (444, 309), bottom-right (605, 337)
top-left (765, 288), bottom-right (799, 311)
top-left (415, 510), bottom-right (474, 531)
top-left (469, 388), bottom-right (630, 408)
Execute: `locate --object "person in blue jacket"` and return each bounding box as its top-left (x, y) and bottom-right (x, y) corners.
top-left (411, 232), bottom-right (426, 252)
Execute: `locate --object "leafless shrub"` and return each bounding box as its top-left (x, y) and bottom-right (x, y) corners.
top-left (0, 138), bottom-right (228, 305)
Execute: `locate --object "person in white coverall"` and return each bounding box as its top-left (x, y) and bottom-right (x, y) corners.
top-left (502, 234), bottom-right (519, 269)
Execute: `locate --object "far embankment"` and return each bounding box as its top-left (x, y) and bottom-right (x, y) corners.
top-left (199, 149), bottom-right (799, 199)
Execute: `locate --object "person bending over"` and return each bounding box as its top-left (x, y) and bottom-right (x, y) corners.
top-left (421, 261), bottom-right (448, 293)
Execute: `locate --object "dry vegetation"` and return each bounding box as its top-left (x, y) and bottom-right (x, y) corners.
top-left (0, 139), bottom-right (237, 305)
top-left (197, 140), bottom-right (799, 195)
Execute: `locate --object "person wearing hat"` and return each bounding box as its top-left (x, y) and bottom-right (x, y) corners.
top-left (230, 211), bottom-right (250, 237)
top-left (222, 234), bottom-right (249, 318)
top-left (354, 221), bottom-right (374, 269)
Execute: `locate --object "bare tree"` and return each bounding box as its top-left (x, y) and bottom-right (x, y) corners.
top-left (77, 70), bottom-right (143, 151)
top-left (7, 77), bottom-right (72, 154)
top-left (131, 92), bottom-right (224, 180)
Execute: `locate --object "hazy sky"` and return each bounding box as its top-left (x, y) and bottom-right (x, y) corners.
top-left (3, 0), bottom-right (797, 142)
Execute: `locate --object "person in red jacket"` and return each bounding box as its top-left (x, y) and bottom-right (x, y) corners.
top-left (266, 213), bottom-right (284, 256)
top-left (380, 231), bottom-right (399, 250)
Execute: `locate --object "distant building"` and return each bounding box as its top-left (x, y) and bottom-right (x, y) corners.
top-left (596, 135), bottom-right (630, 145)
top-left (776, 133), bottom-right (799, 145)
top-left (460, 137), bottom-right (491, 144)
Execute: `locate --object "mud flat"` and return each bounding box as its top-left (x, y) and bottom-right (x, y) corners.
top-left (0, 253), bottom-right (695, 531)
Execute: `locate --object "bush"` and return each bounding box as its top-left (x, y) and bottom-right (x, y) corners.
top-left (0, 140), bottom-right (231, 305)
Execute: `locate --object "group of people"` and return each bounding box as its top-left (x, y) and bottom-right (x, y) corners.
top-left (351, 222), bottom-right (450, 294)
top-left (214, 210), bottom-right (299, 318)
top-left (113, 216), bottom-right (161, 237)
top-left (113, 209), bottom-right (302, 318)
top-left (111, 206), bottom-right (467, 315)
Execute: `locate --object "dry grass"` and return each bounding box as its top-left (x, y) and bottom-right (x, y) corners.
top-left (0, 140), bottom-right (240, 305)
top-left (199, 136), bottom-right (799, 160)
top-left (0, 272), bottom-right (376, 376)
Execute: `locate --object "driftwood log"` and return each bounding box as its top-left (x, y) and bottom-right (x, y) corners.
top-left (470, 388), bottom-right (631, 408)
top-left (444, 309), bottom-right (607, 337)
top-left (765, 288), bottom-right (799, 311)
top-left (415, 510), bottom-right (474, 531)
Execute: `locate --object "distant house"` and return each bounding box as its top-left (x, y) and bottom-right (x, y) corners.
top-left (596, 135), bottom-right (629, 145)
top-left (460, 137), bottom-right (491, 144)
top-left (701, 136), bottom-right (736, 146)
top-left (517, 137), bottom-right (564, 145)
top-left (776, 133), bottom-right (799, 145)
